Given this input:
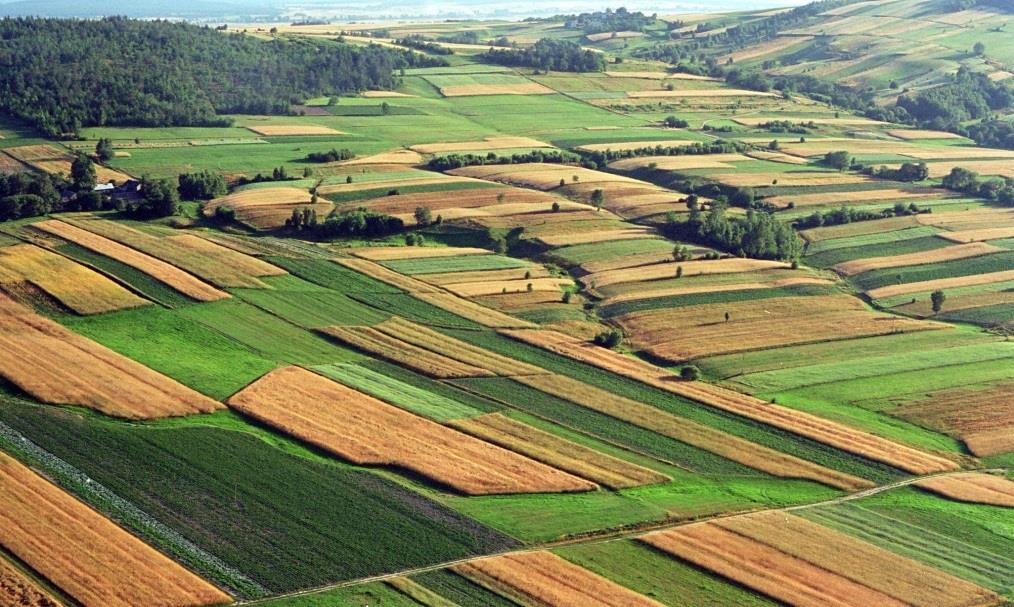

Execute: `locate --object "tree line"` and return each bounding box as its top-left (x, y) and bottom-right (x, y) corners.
top-left (0, 17), bottom-right (443, 136)
top-left (481, 39), bottom-right (605, 72)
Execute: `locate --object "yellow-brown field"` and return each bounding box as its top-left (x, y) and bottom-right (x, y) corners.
top-left (410, 136), bottom-right (552, 154)
top-left (744, 150), bottom-right (812, 164)
top-left (245, 124), bottom-right (344, 136)
top-left (0, 243), bottom-right (149, 314)
top-left (321, 325), bottom-right (493, 378)
top-left (642, 512), bottom-right (998, 607)
top-left (536, 228), bottom-right (657, 248)
top-left (627, 88), bottom-right (776, 98)
top-left (721, 35), bottom-right (814, 63)
top-left (449, 163), bottom-right (641, 191)
top-left (203, 187), bottom-right (320, 230)
top-left (421, 265), bottom-right (551, 286)
top-left (866, 269), bottom-right (1014, 299)
top-left (895, 381), bottom-right (1014, 457)
top-left (888, 129), bottom-right (966, 140)
top-left (356, 187), bottom-right (553, 215)
top-left (450, 413), bottom-right (669, 489)
top-left (454, 551), bottom-right (665, 607)
top-left (414, 292), bottom-right (536, 328)
top-left (33, 220), bottom-right (229, 302)
top-left (501, 329), bottom-right (957, 475)
top-left (801, 215), bottom-right (921, 242)
top-left (0, 151), bottom-right (26, 173)
top-left (917, 208), bottom-right (1014, 230)
top-left (440, 83), bottom-right (555, 97)
top-left (584, 258), bottom-right (789, 288)
top-left (0, 292), bottom-right (222, 418)
top-left (228, 367), bottom-right (595, 495)
top-left (443, 277), bottom-right (573, 297)
top-left (608, 154), bottom-right (749, 171)
top-left (834, 242), bottom-right (1003, 275)
top-left (0, 557), bottom-right (61, 607)
top-left (766, 188), bottom-right (944, 209)
top-left (915, 473), bottom-right (1014, 508)
top-left (602, 277), bottom-right (833, 305)
top-left (516, 373), bottom-right (870, 490)
top-left (348, 246), bottom-right (491, 261)
top-left (709, 172), bottom-right (872, 188)
top-left (938, 227), bottom-right (1014, 243)
top-left (0, 452), bottom-right (231, 607)
top-left (4, 144), bottom-right (132, 184)
top-left (604, 71), bottom-right (719, 81)
top-left (316, 175), bottom-right (473, 196)
top-left (340, 149), bottom-right (423, 165)
top-left (401, 201), bottom-right (585, 225)
top-left (574, 140), bottom-right (700, 153)
top-left (586, 30), bottom-right (643, 41)
top-left (361, 90), bottom-right (415, 97)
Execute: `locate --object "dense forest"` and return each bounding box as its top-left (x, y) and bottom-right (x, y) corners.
top-left (0, 17), bottom-right (440, 136)
top-left (482, 39), bottom-right (605, 72)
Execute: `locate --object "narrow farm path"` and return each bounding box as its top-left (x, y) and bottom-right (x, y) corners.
top-left (237, 467), bottom-right (1008, 605)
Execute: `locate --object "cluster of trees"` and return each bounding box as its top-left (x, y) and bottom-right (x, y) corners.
top-left (426, 149), bottom-right (580, 171)
top-left (941, 167), bottom-right (1014, 204)
top-left (482, 39), bottom-right (605, 72)
top-left (305, 148), bottom-right (355, 163)
top-left (664, 197), bottom-right (802, 261)
top-left (124, 178), bottom-right (180, 219)
top-left (556, 8), bottom-right (655, 34)
top-left (794, 203), bottom-right (927, 230)
top-left (394, 36), bottom-right (453, 55)
top-left (759, 120), bottom-right (815, 134)
top-left (895, 68), bottom-right (1014, 133)
top-left (965, 120), bottom-right (1014, 150)
top-left (293, 208), bottom-right (404, 239)
top-left (863, 162), bottom-right (930, 182)
top-left (178, 170), bottom-right (227, 200)
top-left (0, 172), bottom-right (64, 221)
top-left (0, 17), bottom-right (443, 136)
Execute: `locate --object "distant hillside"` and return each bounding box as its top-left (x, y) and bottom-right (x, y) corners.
top-left (0, 0), bottom-right (276, 19)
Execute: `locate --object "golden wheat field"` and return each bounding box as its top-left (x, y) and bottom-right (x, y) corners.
top-left (585, 258), bottom-right (788, 288)
top-left (0, 452), bottom-right (231, 607)
top-left (245, 124), bottom-right (344, 136)
top-left (33, 220), bottom-right (229, 302)
top-left (834, 242), bottom-right (1003, 275)
top-left (228, 367), bottom-right (595, 495)
top-left (321, 325), bottom-right (493, 378)
top-left (915, 474), bottom-right (1014, 508)
top-left (440, 83), bottom-right (555, 96)
top-left (0, 556), bottom-right (62, 607)
top-left (866, 269), bottom-right (1014, 299)
top-left (895, 381), bottom-right (1014, 457)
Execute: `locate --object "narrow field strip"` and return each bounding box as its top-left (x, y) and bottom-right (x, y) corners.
top-left (500, 330), bottom-right (958, 475)
top-left (914, 474), bottom-right (1014, 508)
top-left (453, 551), bottom-right (665, 607)
top-left (33, 220), bottom-right (228, 302)
top-left (347, 246), bottom-right (492, 261)
top-left (228, 367), bottom-right (596, 495)
top-left (414, 292), bottom-right (535, 328)
top-left (866, 269), bottom-right (1014, 299)
top-left (449, 413), bottom-right (670, 489)
top-left (320, 326), bottom-right (492, 379)
top-left (334, 257), bottom-right (441, 293)
top-left (514, 373), bottom-right (872, 491)
top-left (834, 242), bottom-right (1004, 276)
top-left (0, 452), bottom-right (231, 607)
top-left (0, 243), bottom-right (149, 314)
top-left (584, 258), bottom-right (789, 289)
top-left (937, 227), bottom-right (1014, 243)
top-left (0, 292), bottom-right (222, 418)
top-left (0, 555), bottom-right (63, 607)
top-left (374, 317), bottom-right (547, 377)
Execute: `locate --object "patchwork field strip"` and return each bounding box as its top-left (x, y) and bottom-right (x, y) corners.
top-left (245, 124), bottom-right (344, 136)
top-left (0, 452), bottom-right (231, 607)
top-left (574, 140), bottom-right (702, 153)
top-left (421, 266), bottom-right (552, 286)
top-left (641, 511), bottom-right (999, 607)
top-left (4, 144), bottom-right (132, 183)
top-left (802, 216), bottom-right (923, 243)
top-left (536, 228), bottom-right (657, 248)
top-left (228, 367), bottom-right (595, 495)
top-left (448, 163), bottom-right (645, 191)
top-left (339, 149), bottom-right (423, 165)
top-left (710, 172), bottom-right (872, 188)
top-left (894, 382), bottom-right (1014, 457)
top-left (603, 277), bottom-right (833, 305)
top-left (356, 188), bottom-right (554, 216)
top-left (334, 258), bottom-right (440, 292)
top-left (32, 220), bottom-right (228, 302)
top-left (584, 258), bottom-right (789, 289)
top-left (411, 137), bottom-right (552, 154)
top-left (316, 175), bottom-right (475, 196)
top-left (608, 154), bottom-right (749, 171)
top-left (627, 88), bottom-right (776, 98)
top-left (449, 413), bottom-right (670, 489)
top-left (500, 330), bottom-right (958, 474)
top-left (915, 474), bottom-right (1014, 508)
top-left (203, 187), bottom-right (321, 230)
top-left (0, 243), bottom-right (149, 314)
top-left (373, 317), bottom-right (547, 376)
top-left (439, 83), bottom-right (555, 96)
top-left (347, 246), bottom-right (491, 261)
top-left (834, 242), bottom-right (1003, 276)
top-left (414, 292), bottom-right (536, 328)
top-left (320, 326), bottom-right (492, 378)
top-left (514, 373), bottom-right (871, 490)
top-left (938, 227), bottom-right (1014, 243)
top-left (767, 188), bottom-right (945, 209)
top-left (444, 277), bottom-right (573, 297)
top-left (0, 292), bottom-right (222, 418)
top-left (866, 269), bottom-right (1014, 300)
top-left (453, 551), bottom-right (665, 607)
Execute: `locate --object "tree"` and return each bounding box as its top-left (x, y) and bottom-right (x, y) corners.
top-left (593, 329), bottom-right (623, 349)
top-left (663, 115), bottom-right (689, 128)
top-left (129, 178), bottom-right (179, 218)
top-left (675, 265), bottom-right (683, 278)
top-left (680, 365), bottom-right (700, 381)
top-left (551, 201), bottom-right (560, 212)
top-left (590, 188), bottom-right (604, 209)
top-left (824, 150), bottom-right (852, 171)
top-left (178, 170), bottom-right (227, 200)
top-left (673, 245), bottom-right (691, 261)
top-left (931, 290), bottom-right (946, 314)
top-left (414, 206), bottom-right (433, 226)
top-left (70, 155), bottom-right (97, 191)
top-left (973, 41), bottom-right (986, 56)
top-left (95, 138), bottom-right (114, 162)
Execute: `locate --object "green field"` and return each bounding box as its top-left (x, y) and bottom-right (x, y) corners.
top-left (851, 251), bottom-right (1014, 292)
top-left (381, 254), bottom-right (530, 275)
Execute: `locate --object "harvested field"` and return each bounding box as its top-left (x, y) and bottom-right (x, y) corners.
top-left (245, 124), bottom-right (344, 136)
top-left (444, 277), bottom-right (573, 297)
top-left (888, 129), bottom-right (966, 140)
top-left (63, 219), bottom-right (278, 289)
top-left (710, 172), bottom-right (871, 188)
top-left (405, 201), bottom-right (584, 224)
top-left (628, 88), bottom-right (776, 98)
top-left (585, 258), bottom-right (788, 289)
top-left (917, 208), bottom-right (1014, 230)
top-left (0, 151), bottom-right (27, 173)
top-left (334, 258), bottom-right (440, 292)
top-left (320, 326), bottom-right (492, 378)
top-left (766, 188), bottom-right (944, 209)
top-left (721, 36), bottom-right (814, 63)
top-left (894, 381), bottom-right (1014, 457)
top-left (228, 367), bottom-right (595, 495)
top-left (802, 216), bottom-right (921, 243)
top-left (422, 266), bottom-right (552, 286)
top-left (938, 227), bottom-right (1014, 243)
top-left (453, 551), bottom-right (664, 607)
top-left (642, 511), bottom-right (999, 607)
top-left (500, 330), bottom-right (957, 475)
top-left (415, 292), bottom-right (536, 328)
top-left (578, 249), bottom-right (680, 274)
top-left (919, 160), bottom-right (1014, 179)
top-left (609, 154), bottom-right (749, 171)
top-left (411, 137), bottom-right (552, 154)
top-left (604, 277), bottom-right (833, 305)
top-left (574, 140), bottom-right (701, 153)
top-left (340, 149), bottom-right (423, 165)
top-left (744, 150), bottom-right (811, 164)
top-left (0, 292), bottom-right (221, 418)
top-left (587, 30), bottom-right (643, 41)
top-left (866, 269), bottom-right (1014, 300)
top-left (349, 246), bottom-right (491, 261)
top-left (834, 242), bottom-right (1003, 276)
top-left (32, 220), bottom-right (228, 302)
top-left (449, 413), bottom-right (669, 489)
top-left (441, 83), bottom-right (554, 96)
top-left (357, 188), bottom-right (553, 215)
top-left (476, 290), bottom-right (571, 310)
top-left (516, 373), bottom-right (871, 490)
top-left (373, 317), bottom-right (546, 376)
top-left (4, 145), bottom-right (132, 183)
top-left (317, 175), bottom-right (472, 196)
top-left (203, 187), bottom-right (323, 230)
top-left (915, 474), bottom-right (1014, 508)
top-left (0, 451), bottom-right (231, 607)
top-left (0, 243), bottom-right (149, 314)
top-left (0, 556), bottom-right (62, 607)
top-left (537, 228), bottom-right (656, 248)
top-left (448, 163), bottom-right (641, 190)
